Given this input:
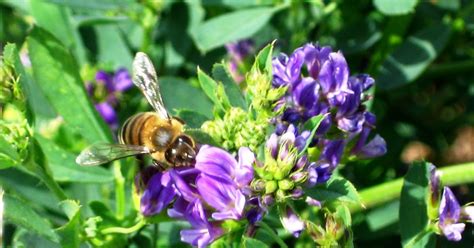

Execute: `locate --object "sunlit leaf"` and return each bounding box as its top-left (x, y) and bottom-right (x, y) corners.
top-left (305, 177), bottom-right (361, 204)
top-left (399, 161), bottom-right (436, 247)
top-left (4, 195), bottom-right (60, 243)
top-left (36, 136), bottom-right (114, 183)
top-left (192, 7), bottom-right (280, 52)
top-left (28, 27), bottom-right (112, 143)
top-left (377, 23), bottom-right (451, 90)
top-left (373, 0), bottom-right (418, 15)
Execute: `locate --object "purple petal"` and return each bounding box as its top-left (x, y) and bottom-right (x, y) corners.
top-left (337, 114), bottom-right (365, 134)
top-left (113, 68), bottom-right (133, 92)
top-left (195, 145), bottom-right (237, 183)
top-left (95, 102), bottom-right (118, 129)
top-left (440, 187), bottom-right (461, 225)
top-left (169, 169), bottom-right (198, 202)
top-left (235, 147), bottom-right (255, 187)
top-left (266, 133), bottom-right (279, 158)
top-left (441, 223), bottom-right (465, 242)
top-left (429, 164), bottom-right (441, 204)
top-left (292, 78), bottom-right (319, 109)
top-left (181, 200), bottom-right (223, 248)
top-left (167, 196), bottom-right (188, 219)
top-left (354, 134), bottom-right (387, 159)
top-left (95, 70), bottom-right (114, 92)
top-left (196, 176), bottom-right (244, 220)
top-left (319, 52), bottom-right (349, 95)
top-left (321, 139), bottom-right (345, 167)
top-left (140, 172), bottom-right (176, 216)
top-left (280, 206), bottom-right (304, 238)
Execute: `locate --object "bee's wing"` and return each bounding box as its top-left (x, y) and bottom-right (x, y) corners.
top-left (132, 52), bottom-right (170, 120)
top-left (76, 143), bottom-right (150, 166)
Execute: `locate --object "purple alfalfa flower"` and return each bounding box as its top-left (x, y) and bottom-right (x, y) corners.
top-left (350, 112), bottom-right (387, 159)
top-left (194, 145), bottom-right (255, 220)
top-left (95, 102), bottom-right (119, 130)
top-left (272, 47), bottom-right (305, 88)
top-left (87, 68), bottom-right (133, 130)
top-left (226, 39), bottom-right (254, 83)
top-left (180, 199), bottom-right (223, 248)
top-left (429, 164), bottom-right (441, 205)
top-left (280, 205), bottom-right (305, 238)
top-left (140, 170), bottom-right (176, 216)
top-left (439, 187), bottom-right (465, 241)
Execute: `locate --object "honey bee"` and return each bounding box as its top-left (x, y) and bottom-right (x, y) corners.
top-left (76, 52), bottom-right (196, 168)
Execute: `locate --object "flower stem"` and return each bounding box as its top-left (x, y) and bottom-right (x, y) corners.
top-left (258, 221), bottom-right (288, 248)
top-left (114, 161), bottom-right (125, 220)
top-left (101, 219), bottom-right (146, 235)
top-left (350, 162), bottom-right (474, 213)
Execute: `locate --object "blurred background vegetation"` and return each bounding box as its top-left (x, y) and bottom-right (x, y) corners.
top-left (1, 0), bottom-right (473, 247)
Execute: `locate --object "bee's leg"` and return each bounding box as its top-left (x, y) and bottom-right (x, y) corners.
top-left (152, 160), bottom-right (166, 171)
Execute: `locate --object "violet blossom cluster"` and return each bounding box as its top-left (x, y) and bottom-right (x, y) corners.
top-left (271, 43), bottom-right (387, 180)
top-left (86, 68), bottom-right (133, 130)
top-left (137, 145), bottom-right (255, 247)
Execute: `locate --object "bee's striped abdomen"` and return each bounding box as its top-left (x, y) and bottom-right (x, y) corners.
top-left (119, 112), bottom-right (155, 146)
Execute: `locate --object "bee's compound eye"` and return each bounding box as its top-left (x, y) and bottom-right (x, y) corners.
top-left (165, 148), bottom-right (178, 164)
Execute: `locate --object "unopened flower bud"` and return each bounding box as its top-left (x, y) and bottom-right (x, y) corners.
top-left (290, 187), bottom-right (304, 199)
top-left (265, 181), bottom-right (278, 194)
top-left (290, 171), bottom-right (307, 184)
top-left (278, 179), bottom-right (294, 191)
top-left (251, 179), bottom-right (266, 192)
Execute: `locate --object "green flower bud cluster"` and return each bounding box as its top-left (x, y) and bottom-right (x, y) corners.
top-left (246, 64), bottom-right (287, 120)
top-left (253, 135), bottom-right (309, 203)
top-left (306, 210), bottom-right (349, 247)
top-left (0, 51), bottom-right (31, 167)
top-left (202, 107), bottom-right (266, 152)
top-left (0, 57), bottom-right (24, 107)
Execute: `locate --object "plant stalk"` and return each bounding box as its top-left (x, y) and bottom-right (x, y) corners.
top-left (350, 162), bottom-right (474, 213)
top-left (114, 161), bottom-right (125, 220)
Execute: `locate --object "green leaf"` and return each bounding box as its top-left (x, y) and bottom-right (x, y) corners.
top-left (377, 23), bottom-right (451, 90)
top-left (36, 136), bottom-right (114, 183)
top-left (399, 161), bottom-right (435, 247)
top-left (22, 137), bottom-right (68, 201)
top-left (192, 7), bottom-right (279, 52)
top-left (29, 0), bottom-right (87, 65)
top-left (4, 194), bottom-right (60, 243)
top-left (75, 15), bottom-right (128, 26)
top-left (212, 63), bottom-right (246, 109)
top-left (305, 177), bottom-right (361, 204)
top-left (185, 129), bottom-right (218, 146)
top-left (44, 0), bottom-right (134, 10)
top-left (27, 27), bottom-right (112, 143)
top-left (242, 236), bottom-right (270, 248)
top-left (0, 135), bottom-right (20, 169)
top-left (298, 114), bottom-right (327, 157)
top-left (176, 109), bottom-right (209, 129)
top-left (57, 200), bottom-right (82, 248)
top-left (160, 76), bottom-right (213, 118)
top-left (12, 229), bottom-right (61, 248)
top-left (197, 67), bottom-right (219, 103)
top-left (373, 0), bottom-right (418, 15)
top-left (95, 24), bottom-right (133, 70)
top-left (253, 41), bottom-right (275, 73)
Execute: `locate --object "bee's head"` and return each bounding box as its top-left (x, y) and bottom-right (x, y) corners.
top-left (165, 135), bottom-right (196, 167)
